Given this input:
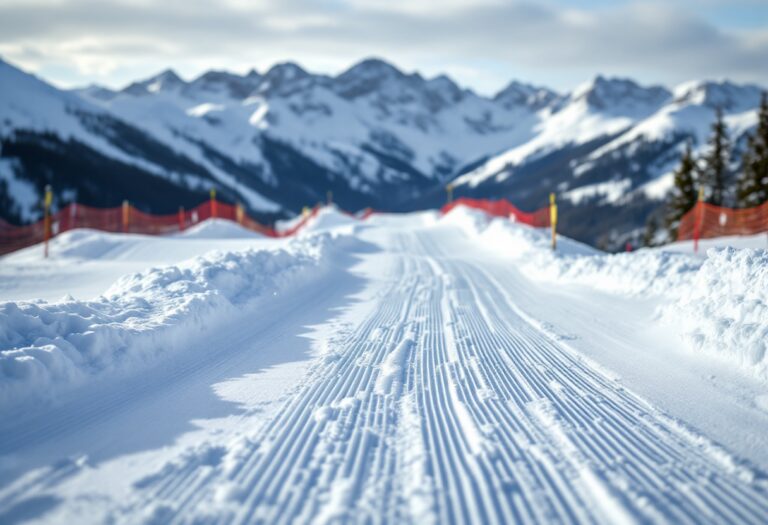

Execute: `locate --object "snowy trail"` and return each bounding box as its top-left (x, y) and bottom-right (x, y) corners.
top-left (1, 219), bottom-right (767, 524)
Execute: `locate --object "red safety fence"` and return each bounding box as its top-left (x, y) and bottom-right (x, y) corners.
top-left (441, 197), bottom-right (551, 227)
top-left (0, 199), bottom-right (326, 256)
top-left (677, 200), bottom-right (768, 251)
top-left (0, 196), bottom-right (550, 257)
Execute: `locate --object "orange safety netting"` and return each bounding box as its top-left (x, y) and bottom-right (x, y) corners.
top-left (441, 197), bottom-right (551, 227)
top-left (677, 200), bottom-right (768, 249)
top-left (0, 200), bottom-right (326, 256)
top-left (1, 196), bottom-right (550, 257)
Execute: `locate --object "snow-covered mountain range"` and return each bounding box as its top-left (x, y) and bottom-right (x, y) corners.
top-left (0, 56), bottom-right (763, 248)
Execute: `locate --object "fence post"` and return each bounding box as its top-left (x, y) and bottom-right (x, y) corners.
top-left (549, 193), bottom-right (558, 251)
top-left (236, 203), bottom-right (244, 225)
top-left (446, 183), bottom-right (454, 204)
top-left (178, 206), bottom-right (185, 231)
top-left (43, 185), bottom-right (52, 258)
top-left (326, 191), bottom-right (333, 206)
top-left (210, 188), bottom-right (217, 219)
top-left (693, 186), bottom-right (704, 254)
top-left (122, 200), bottom-right (130, 233)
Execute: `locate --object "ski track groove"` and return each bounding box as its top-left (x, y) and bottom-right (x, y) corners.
top-left (5, 226), bottom-right (767, 524)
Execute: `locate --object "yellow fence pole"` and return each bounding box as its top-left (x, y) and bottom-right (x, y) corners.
top-left (550, 193), bottom-right (558, 251)
top-left (446, 183), bottom-right (454, 204)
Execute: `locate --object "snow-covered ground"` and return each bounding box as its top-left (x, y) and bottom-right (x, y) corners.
top-left (1, 209), bottom-right (767, 524)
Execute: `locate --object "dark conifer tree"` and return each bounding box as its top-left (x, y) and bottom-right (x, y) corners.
top-left (664, 141), bottom-right (698, 241)
top-left (737, 92), bottom-right (768, 207)
top-left (642, 214), bottom-right (659, 247)
top-left (700, 107), bottom-right (730, 206)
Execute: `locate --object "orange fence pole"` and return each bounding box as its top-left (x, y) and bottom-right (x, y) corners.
top-left (43, 185), bottom-right (52, 258)
top-left (236, 203), bottom-right (244, 225)
top-left (122, 200), bottom-right (130, 233)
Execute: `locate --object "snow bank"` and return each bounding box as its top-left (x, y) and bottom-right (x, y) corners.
top-left (441, 206), bottom-right (699, 296)
top-left (442, 206), bottom-right (768, 381)
top-left (300, 206), bottom-right (359, 234)
top-left (0, 232), bottom-right (343, 409)
top-left (41, 229), bottom-right (129, 260)
top-left (179, 218), bottom-right (262, 239)
top-left (661, 248), bottom-right (768, 378)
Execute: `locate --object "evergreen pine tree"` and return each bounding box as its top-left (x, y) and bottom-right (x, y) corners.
top-left (642, 214), bottom-right (659, 247)
top-left (737, 92), bottom-right (768, 207)
top-left (664, 141), bottom-right (698, 240)
top-left (700, 107), bottom-right (730, 206)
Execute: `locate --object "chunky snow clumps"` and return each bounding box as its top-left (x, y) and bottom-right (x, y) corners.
top-left (0, 232), bottom-right (342, 409)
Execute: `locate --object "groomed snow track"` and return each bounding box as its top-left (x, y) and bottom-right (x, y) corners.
top-left (106, 226), bottom-right (767, 524)
top-left (1, 219), bottom-right (767, 524)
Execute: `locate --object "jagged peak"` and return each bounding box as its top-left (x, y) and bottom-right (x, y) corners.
top-left (122, 68), bottom-right (185, 95)
top-left (427, 74), bottom-right (459, 91)
top-left (494, 80), bottom-right (558, 110)
top-left (570, 74), bottom-right (671, 111)
top-left (673, 79), bottom-right (763, 111)
top-left (264, 62), bottom-right (308, 81)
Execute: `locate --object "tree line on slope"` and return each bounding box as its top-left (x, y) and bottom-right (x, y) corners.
top-left (644, 92), bottom-right (768, 246)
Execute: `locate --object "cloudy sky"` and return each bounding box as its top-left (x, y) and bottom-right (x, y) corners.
top-left (0, 0), bottom-right (766, 95)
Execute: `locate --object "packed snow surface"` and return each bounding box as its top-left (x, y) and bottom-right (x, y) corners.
top-left (443, 206), bottom-right (768, 381)
top-left (1, 207), bottom-right (767, 524)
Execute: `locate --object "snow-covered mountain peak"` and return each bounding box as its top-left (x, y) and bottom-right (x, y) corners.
top-left (186, 70), bottom-right (260, 100)
top-left (425, 74), bottom-right (463, 101)
top-left (123, 68), bottom-right (186, 96)
top-left (332, 57), bottom-right (411, 100)
top-left (673, 80), bottom-right (763, 112)
top-left (570, 75), bottom-right (671, 114)
top-left (494, 80), bottom-right (558, 111)
top-left (258, 62), bottom-right (314, 96)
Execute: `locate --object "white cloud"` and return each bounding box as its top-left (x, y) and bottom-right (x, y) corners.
top-left (0, 0), bottom-right (765, 92)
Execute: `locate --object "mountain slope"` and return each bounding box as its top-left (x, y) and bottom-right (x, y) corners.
top-left (450, 77), bottom-right (763, 248)
top-left (0, 57), bottom-right (763, 249)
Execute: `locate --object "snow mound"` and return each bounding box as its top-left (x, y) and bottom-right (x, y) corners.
top-left (180, 218), bottom-right (262, 239)
top-left (25, 229), bottom-right (128, 260)
top-left (300, 207), bottom-right (359, 234)
top-left (661, 248), bottom-right (768, 379)
top-left (0, 233), bottom-right (341, 409)
top-left (442, 206), bottom-right (697, 296)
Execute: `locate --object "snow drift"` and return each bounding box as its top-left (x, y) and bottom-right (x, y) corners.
top-left (441, 206), bottom-right (768, 381)
top-left (0, 232), bottom-right (344, 409)
top-left (661, 248), bottom-right (768, 378)
top-left (440, 206), bottom-right (699, 296)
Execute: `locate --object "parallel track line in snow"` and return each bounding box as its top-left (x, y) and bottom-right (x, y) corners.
top-left (35, 226), bottom-right (768, 525)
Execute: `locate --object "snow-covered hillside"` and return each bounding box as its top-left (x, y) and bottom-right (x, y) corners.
top-left (454, 77), bottom-right (764, 248)
top-left (0, 56), bottom-right (764, 249)
top-left (1, 209), bottom-right (767, 524)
